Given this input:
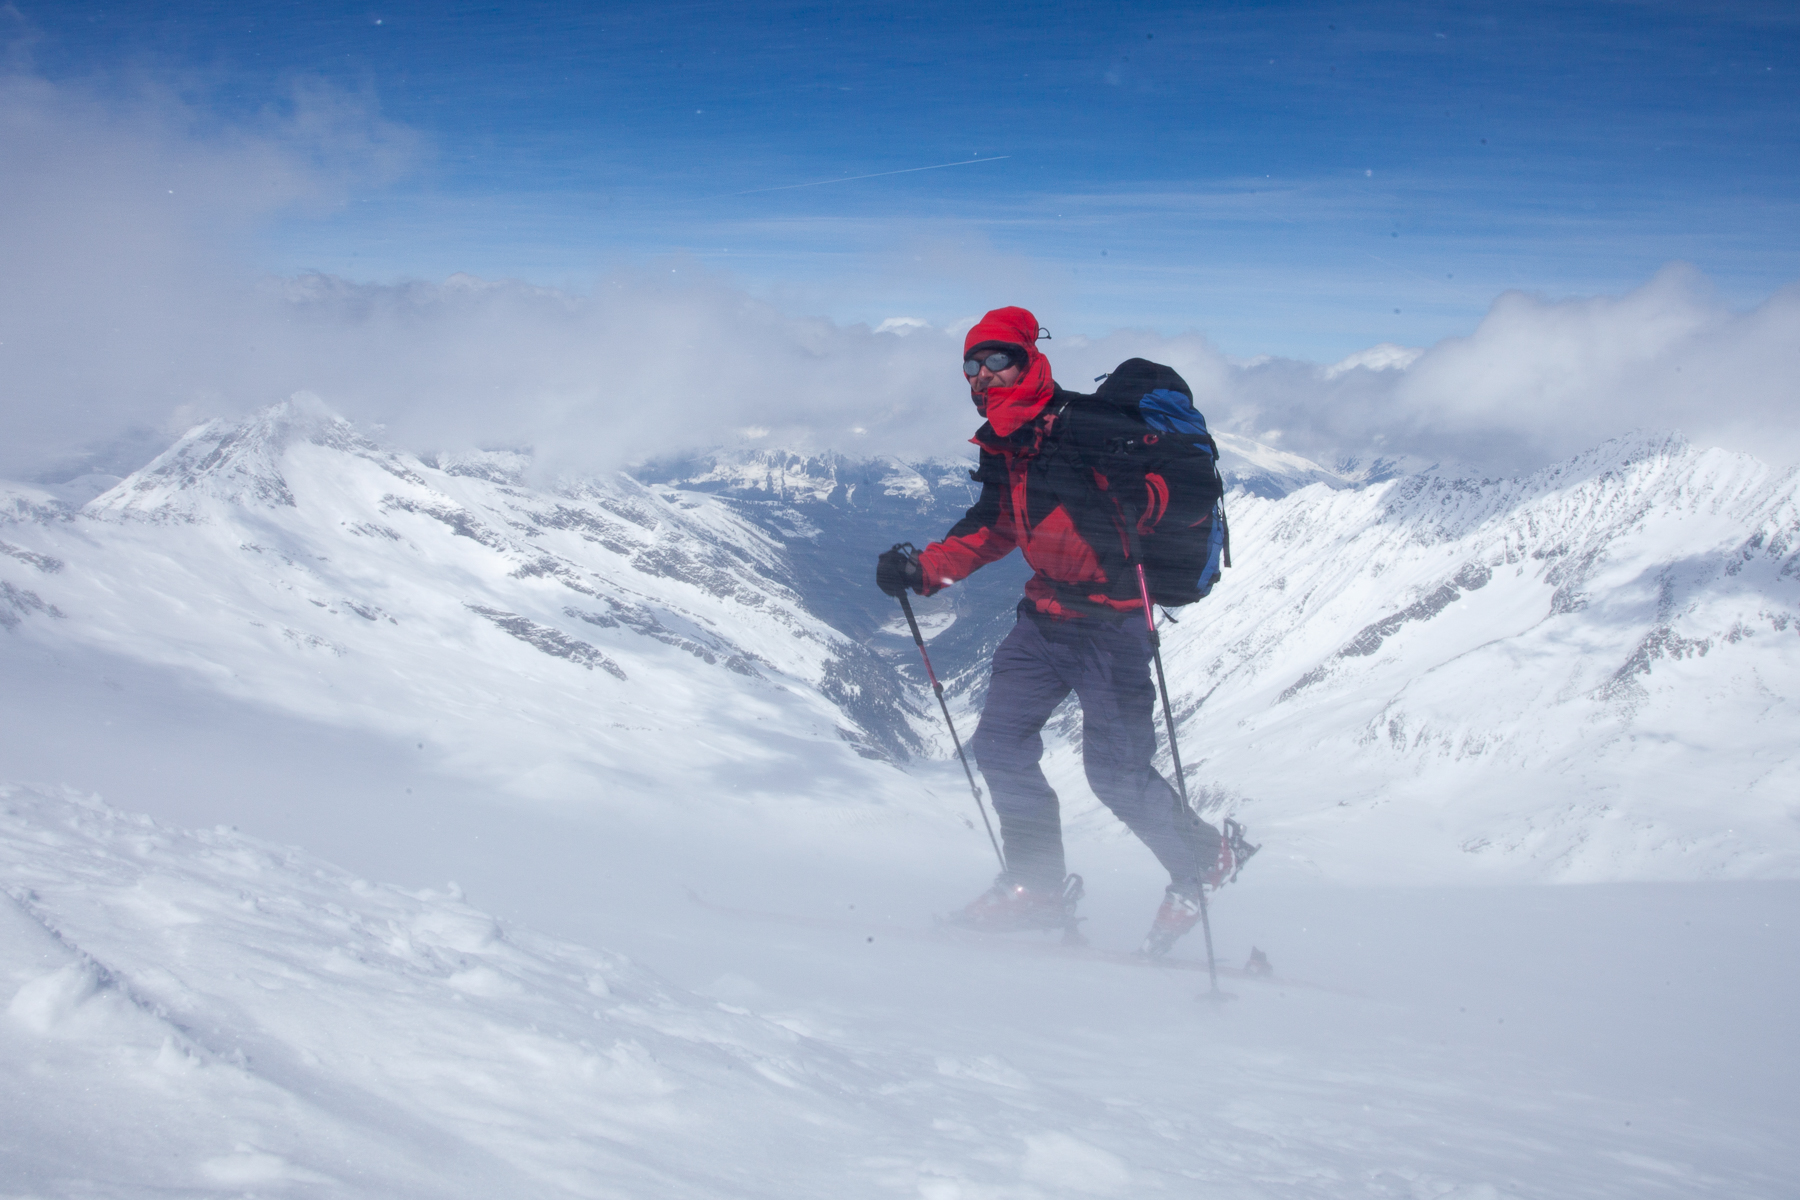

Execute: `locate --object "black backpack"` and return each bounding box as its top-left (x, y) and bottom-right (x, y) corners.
top-left (1085, 359), bottom-right (1231, 606)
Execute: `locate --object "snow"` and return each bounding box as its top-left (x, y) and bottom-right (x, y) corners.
top-left (3, 404), bottom-right (1799, 1193)
top-left (1213, 431), bottom-right (1354, 499)
top-left (0, 783), bottom-right (889, 1197)
top-left (4, 400), bottom-right (926, 800)
top-left (1130, 433), bottom-right (1800, 882)
top-left (3, 783), bottom-right (1795, 1197)
top-left (875, 317), bottom-right (931, 336)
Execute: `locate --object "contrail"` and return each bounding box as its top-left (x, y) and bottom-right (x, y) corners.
top-left (701, 156), bottom-right (1012, 199)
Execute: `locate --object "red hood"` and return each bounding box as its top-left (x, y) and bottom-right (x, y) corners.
top-left (965, 306), bottom-right (1054, 437)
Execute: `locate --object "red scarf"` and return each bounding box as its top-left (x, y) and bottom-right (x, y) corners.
top-left (981, 354), bottom-right (1054, 438)
top-left (964, 306), bottom-right (1055, 437)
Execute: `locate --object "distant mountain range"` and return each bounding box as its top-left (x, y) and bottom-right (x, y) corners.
top-left (4, 403), bottom-right (1796, 882)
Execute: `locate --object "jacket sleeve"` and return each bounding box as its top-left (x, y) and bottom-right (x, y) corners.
top-left (915, 452), bottom-right (1018, 594)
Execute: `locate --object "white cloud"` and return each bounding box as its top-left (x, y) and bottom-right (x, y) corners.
top-left (1323, 343), bottom-right (1423, 379)
top-left (0, 69), bottom-right (418, 478)
top-left (1199, 264), bottom-right (1800, 473)
top-left (873, 317), bottom-right (928, 335)
top-left (1392, 264), bottom-right (1800, 470)
top-left (0, 72), bottom-right (971, 479)
top-left (2, 72), bottom-right (1796, 485)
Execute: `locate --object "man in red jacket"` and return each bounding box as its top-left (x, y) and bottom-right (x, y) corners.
top-left (877, 306), bottom-right (1232, 956)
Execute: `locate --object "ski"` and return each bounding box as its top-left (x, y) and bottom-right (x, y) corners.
top-left (685, 890), bottom-right (1341, 993)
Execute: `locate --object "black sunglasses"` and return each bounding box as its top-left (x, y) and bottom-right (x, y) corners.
top-left (963, 351), bottom-right (1020, 377)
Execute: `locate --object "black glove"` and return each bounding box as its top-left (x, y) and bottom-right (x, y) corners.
top-left (876, 545), bottom-right (923, 597)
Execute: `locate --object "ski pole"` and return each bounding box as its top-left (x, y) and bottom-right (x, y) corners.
top-left (895, 583), bottom-right (1006, 871)
top-left (1135, 562), bottom-right (1221, 997)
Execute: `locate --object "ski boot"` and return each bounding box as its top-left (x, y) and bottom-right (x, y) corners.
top-left (1212, 817), bottom-right (1260, 887)
top-left (1142, 820), bottom-right (1261, 957)
top-left (1140, 883), bottom-right (1204, 958)
top-left (946, 872), bottom-right (1084, 938)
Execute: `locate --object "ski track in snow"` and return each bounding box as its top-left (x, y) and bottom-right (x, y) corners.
top-left (4, 783), bottom-right (1793, 1198)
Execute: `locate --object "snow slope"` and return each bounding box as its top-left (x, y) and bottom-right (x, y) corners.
top-left (5, 409), bottom-right (1800, 1196)
top-left (5, 783), bottom-right (1795, 1198)
top-left (2, 785), bottom-right (874, 1197)
top-left (1, 399), bottom-right (926, 814)
top-left (1133, 433), bottom-right (1800, 882)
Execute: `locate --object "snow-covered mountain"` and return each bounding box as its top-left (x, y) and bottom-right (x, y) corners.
top-left (636, 436), bottom-right (1350, 693)
top-left (4, 406), bottom-right (1797, 882)
top-left (1141, 432), bottom-right (1800, 881)
top-left (0, 400), bottom-right (928, 818)
top-left (636, 434), bottom-right (1800, 882)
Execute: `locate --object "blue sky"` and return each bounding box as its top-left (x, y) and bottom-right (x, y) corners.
top-left (11, 0), bottom-right (1800, 361)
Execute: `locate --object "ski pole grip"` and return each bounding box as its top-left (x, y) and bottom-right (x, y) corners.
top-left (892, 544), bottom-right (931, 648)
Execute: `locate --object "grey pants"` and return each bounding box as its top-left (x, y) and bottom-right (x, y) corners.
top-left (969, 607), bottom-right (1219, 891)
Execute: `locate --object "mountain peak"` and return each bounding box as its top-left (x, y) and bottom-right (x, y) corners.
top-left (86, 396), bottom-right (390, 521)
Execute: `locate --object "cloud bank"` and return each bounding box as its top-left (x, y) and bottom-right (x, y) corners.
top-left (1219, 265), bottom-right (1800, 474)
top-left (3, 69), bottom-right (1796, 485)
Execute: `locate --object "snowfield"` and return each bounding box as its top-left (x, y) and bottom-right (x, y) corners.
top-left (3, 402), bottom-right (1798, 1195)
top-left (1, 783), bottom-right (920, 1198)
top-left (4, 783), bottom-right (1794, 1198)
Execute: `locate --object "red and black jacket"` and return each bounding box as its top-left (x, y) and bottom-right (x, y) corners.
top-left (917, 386), bottom-right (1204, 620)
